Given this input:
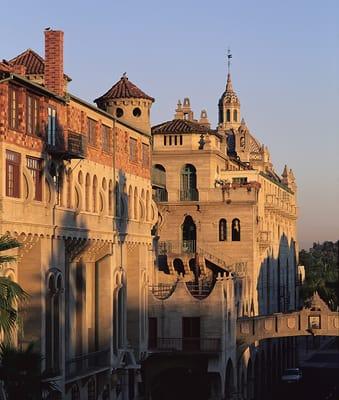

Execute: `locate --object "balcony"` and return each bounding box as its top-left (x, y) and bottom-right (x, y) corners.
top-left (152, 167), bottom-right (166, 188)
top-left (149, 337), bottom-right (221, 353)
top-left (159, 240), bottom-right (196, 255)
top-left (154, 188), bottom-right (168, 202)
top-left (65, 349), bottom-right (110, 381)
top-left (46, 131), bottom-right (86, 160)
top-left (180, 189), bottom-right (199, 201)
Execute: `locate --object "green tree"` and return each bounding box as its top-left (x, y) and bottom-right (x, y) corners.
top-left (300, 241), bottom-right (338, 309)
top-left (0, 235), bottom-right (28, 339)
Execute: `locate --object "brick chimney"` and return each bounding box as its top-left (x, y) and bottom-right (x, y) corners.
top-left (44, 29), bottom-right (64, 97)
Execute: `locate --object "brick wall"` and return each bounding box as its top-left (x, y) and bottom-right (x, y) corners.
top-left (44, 30), bottom-right (64, 97)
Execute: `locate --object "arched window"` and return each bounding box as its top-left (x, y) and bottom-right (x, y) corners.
top-left (88, 378), bottom-right (96, 400)
top-left (152, 164), bottom-right (168, 202)
top-left (226, 109), bottom-right (231, 122)
top-left (115, 181), bottom-right (120, 217)
top-left (128, 185), bottom-right (133, 219)
top-left (232, 218), bottom-right (241, 241)
top-left (85, 173), bottom-right (90, 211)
top-left (219, 219), bottom-right (227, 241)
top-left (66, 168), bottom-right (72, 208)
top-left (46, 273), bottom-right (62, 374)
top-left (108, 180), bottom-right (113, 215)
top-left (233, 109), bottom-right (238, 122)
top-left (180, 164), bottom-right (198, 201)
top-left (134, 187), bottom-right (138, 219)
top-left (92, 175), bottom-right (98, 212)
top-left (146, 190), bottom-right (150, 221)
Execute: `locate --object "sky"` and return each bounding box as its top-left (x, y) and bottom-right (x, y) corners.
top-left (1, 0), bottom-right (338, 249)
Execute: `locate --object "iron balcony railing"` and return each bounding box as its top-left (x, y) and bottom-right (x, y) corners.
top-left (149, 283), bottom-right (176, 300)
top-left (158, 240), bottom-right (196, 255)
top-left (186, 281), bottom-right (214, 299)
top-left (153, 188), bottom-right (168, 202)
top-left (46, 130), bottom-right (86, 159)
top-left (152, 168), bottom-right (166, 188)
top-left (148, 337), bottom-right (221, 353)
top-left (65, 348), bottom-right (110, 379)
top-left (67, 131), bottom-right (86, 158)
top-left (180, 188), bottom-right (199, 201)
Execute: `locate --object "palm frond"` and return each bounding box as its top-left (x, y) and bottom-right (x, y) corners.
top-left (0, 235), bottom-right (21, 253)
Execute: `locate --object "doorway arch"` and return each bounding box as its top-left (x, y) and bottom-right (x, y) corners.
top-left (182, 216), bottom-right (196, 253)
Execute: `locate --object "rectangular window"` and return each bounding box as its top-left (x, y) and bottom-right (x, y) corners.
top-left (180, 135), bottom-right (183, 145)
top-left (129, 137), bottom-right (137, 162)
top-left (164, 136), bottom-right (167, 146)
top-left (182, 317), bottom-right (200, 351)
top-left (102, 125), bottom-right (111, 152)
top-left (47, 107), bottom-right (56, 146)
top-left (27, 156), bottom-right (43, 201)
top-left (142, 143), bottom-right (149, 167)
top-left (27, 94), bottom-right (39, 135)
top-left (232, 177), bottom-right (248, 185)
top-left (87, 118), bottom-right (96, 146)
top-left (6, 150), bottom-right (20, 198)
top-left (9, 87), bottom-right (19, 130)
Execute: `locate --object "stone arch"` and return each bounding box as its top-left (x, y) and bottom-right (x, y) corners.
top-left (140, 189), bottom-right (145, 220)
top-left (173, 258), bottom-right (185, 275)
top-left (146, 190), bottom-right (150, 221)
top-left (66, 167), bottom-right (73, 208)
top-left (87, 377), bottom-right (96, 400)
top-left (247, 358), bottom-right (254, 400)
top-left (232, 218), bottom-right (241, 241)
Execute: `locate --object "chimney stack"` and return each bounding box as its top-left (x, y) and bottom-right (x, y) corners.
top-left (44, 29), bottom-right (64, 97)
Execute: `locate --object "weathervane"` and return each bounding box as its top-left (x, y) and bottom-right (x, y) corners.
top-left (227, 47), bottom-right (232, 74)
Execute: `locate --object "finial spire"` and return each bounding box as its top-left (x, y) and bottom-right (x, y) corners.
top-left (227, 47), bottom-right (232, 75)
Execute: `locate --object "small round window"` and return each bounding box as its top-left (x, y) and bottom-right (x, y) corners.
top-left (133, 107), bottom-right (142, 117)
top-left (116, 108), bottom-right (124, 118)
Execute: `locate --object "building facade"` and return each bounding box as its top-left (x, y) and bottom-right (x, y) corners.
top-left (0, 30), bottom-right (156, 399)
top-left (146, 71), bottom-right (299, 399)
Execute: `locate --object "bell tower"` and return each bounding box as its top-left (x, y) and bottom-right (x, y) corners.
top-left (218, 50), bottom-right (241, 131)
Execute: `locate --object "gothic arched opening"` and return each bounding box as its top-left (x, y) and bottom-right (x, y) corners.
top-left (182, 216), bottom-right (196, 253)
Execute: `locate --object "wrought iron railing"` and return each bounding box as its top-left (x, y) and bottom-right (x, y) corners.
top-left (186, 281), bottom-right (214, 299)
top-left (149, 337), bottom-right (221, 352)
top-left (149, 283), bottom-right (176, 300)
top-left (180, 189), bottom-right (199, 201)
top-left (68, 131), bottom-right (86, 158)
top-left (182, 240), bottom-right (196, 253)
top-left (66, 349), bottom-right (110, 378)
top-left (154, 188), bottom-right (168, 202)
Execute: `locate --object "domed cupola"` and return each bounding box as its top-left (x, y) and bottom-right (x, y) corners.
top-left (94, 73), bottom-right (154, 134)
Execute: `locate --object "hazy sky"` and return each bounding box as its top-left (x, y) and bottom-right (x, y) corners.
top-left (2, 0), bottom-right (338, 249)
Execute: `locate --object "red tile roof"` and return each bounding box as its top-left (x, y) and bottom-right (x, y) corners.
top-left (9, 49), bottom-right (71, 81)
top-left (9, 49), bottom-right (45, 75)
top-left (152, 119), bottom-right (214, 134)
top-left (94, 75), bottom-right (154, 105)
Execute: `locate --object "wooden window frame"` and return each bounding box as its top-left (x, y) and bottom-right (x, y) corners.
top-left (6, 150), bottom-right (20, 198)
top-left (47, 106), bottom-right (57, 146)
top-left (26, 93), bottom-right (39, 136)
top-left (26, 156), bottom-right (43, 201)
top-left (9, 86), bottom-right (20, 131)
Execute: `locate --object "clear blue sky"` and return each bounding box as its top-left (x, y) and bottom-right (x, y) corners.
top-left (2, 0), bottom-right (338, 249)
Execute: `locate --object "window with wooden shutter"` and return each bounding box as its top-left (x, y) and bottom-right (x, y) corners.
top-left (87, 118), bottom-right (96, 146)
top-left (129, 137), bottom-right (137, 162)
top-left (27, 156), bottom-right (43, 201)
top-left (6, 150), bottom-right (20, 198)
top-left (142, 143), bottom-right (149, 167)
top-left (102, 125), bottom-right (111, 152)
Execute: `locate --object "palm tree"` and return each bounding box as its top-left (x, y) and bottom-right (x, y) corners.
top-left (0, 343), bottom-right (57, 400)
top-left (0, 235), bottom-right (28, 339)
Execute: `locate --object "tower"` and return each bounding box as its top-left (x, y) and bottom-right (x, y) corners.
top-left (94, 74), bottom-right (154, 134)
top-left (218, 51), bottom-right (241, 131)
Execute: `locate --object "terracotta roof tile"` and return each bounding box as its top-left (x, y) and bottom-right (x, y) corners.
top-left (9, 49), bottom-right (45, 75)
top-left (8, 49), bottom-right (71, 81)
top-left (94, 75), bottom-right (154, 104)
top-left (152, 119), bottom-right (213, 134)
